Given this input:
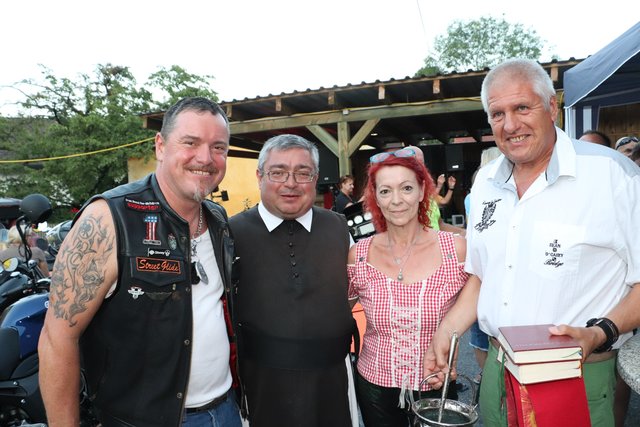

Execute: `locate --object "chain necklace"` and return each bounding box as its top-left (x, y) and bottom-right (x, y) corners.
top-left (190, 205), bottom-right (209, 284)
top-left (387, 231), bottom-right (419, 281)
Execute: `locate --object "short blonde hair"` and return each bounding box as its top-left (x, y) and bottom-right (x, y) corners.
top-left (7, 225), bottom-right (31, 244)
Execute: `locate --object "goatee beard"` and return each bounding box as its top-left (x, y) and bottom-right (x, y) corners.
top-left (192, 183), bottom-right (210, 203)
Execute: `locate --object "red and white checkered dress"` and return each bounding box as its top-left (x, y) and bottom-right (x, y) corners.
top-left (348, 231), bottom-right (468, 392)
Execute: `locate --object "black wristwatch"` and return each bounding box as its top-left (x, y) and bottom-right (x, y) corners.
top-left (586, 317), bottom-right (619, 353)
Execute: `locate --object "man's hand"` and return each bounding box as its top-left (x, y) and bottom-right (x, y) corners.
top-left (549, 324), bottom-right (606, 361)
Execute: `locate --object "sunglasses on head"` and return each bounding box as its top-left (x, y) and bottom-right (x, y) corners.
top-left (369, 147), bottom-right (416, 163)
top-left (616, 136), bottom-right (639, 149)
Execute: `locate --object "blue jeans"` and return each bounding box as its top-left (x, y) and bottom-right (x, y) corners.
top-left (469, 321), bottom-right (489, 352)
top-left (182, 391), bottom-right (243, 427)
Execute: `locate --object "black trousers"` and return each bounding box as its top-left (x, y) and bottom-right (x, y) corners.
top-left (355, 371), bottom-right (458, 427)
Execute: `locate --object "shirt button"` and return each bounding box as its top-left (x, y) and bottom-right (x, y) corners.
top-left (184, 339), bottom-right (190, 346)
top-left (288, 242), bottom-right (293, 247)
top-left (504, 302), bottom-right (508, 306)
top-left (294, 273), bottom-right (299, 278)
top-left (291, 261), bottom-right (297, 266)
top-left (290, 252), bottom-right (295, 257)
top-left (507, 265), bottom-right (512, 269)
top-left (177, 392), bottom-right (183, 399)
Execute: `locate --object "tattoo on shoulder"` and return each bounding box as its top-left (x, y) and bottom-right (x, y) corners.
top-left (50, 214), bottom-right (115, 327)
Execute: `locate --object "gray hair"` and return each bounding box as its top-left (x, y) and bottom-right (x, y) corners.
top-left (480, 59), bottom-right (556, 113)
top-left (257, 134), bottom-right (320, 173)
top-left (160, 97), bottom-right (228, 140)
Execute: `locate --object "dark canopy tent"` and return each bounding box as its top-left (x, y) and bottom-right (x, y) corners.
top-left (564, 21), bottom-right (640, 138)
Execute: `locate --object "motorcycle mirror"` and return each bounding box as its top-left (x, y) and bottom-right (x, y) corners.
top-left (20, 194), bottom-right (52, 224)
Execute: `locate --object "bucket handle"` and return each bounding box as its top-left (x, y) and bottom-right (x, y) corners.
top-left (407, 373), bottom-right (478, 410)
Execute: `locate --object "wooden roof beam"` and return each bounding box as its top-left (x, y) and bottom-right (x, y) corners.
top-left (230, 99), bottom-right (482, 135)
top-left (378, 84), bottom-right (391, 104)
top-left (275, 97), bottom-right (294, 116)
top-left (327, 91), bottom-right (344, 110)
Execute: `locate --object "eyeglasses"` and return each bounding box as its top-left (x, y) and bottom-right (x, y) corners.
top-left (263, 170), bottom-right (317, 183)
top-left (369, 147), bottom-right (417, 163)
top-left (615, 136), bottom-right (639, 150)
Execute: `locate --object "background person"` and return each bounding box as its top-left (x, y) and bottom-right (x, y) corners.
top-left (631, 142), bottom-right (640, 167)
top-left (615, 135), bottom-right (639, 158)
top-left (38, 97), bottom-right (242, 427)
top-left (579, 129), bottom-right (612, 147)
top-left (347, 147), bottom-right (468, 426)
top-left (334, 174), bottom-right (356, 213)
top-left (230, 134), bottom-right (356, 427)
top-left (0, 224), bottom-right (50, 277)
top-left (434, 173), bottom-right (456, 207)
top-left (424, 59), bottom-right (640, 427)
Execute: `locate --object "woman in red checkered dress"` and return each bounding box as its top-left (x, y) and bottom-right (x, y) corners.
top-left (347, 148), bottom-right (469, 426)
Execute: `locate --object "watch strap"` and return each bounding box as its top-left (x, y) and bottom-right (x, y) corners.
top-left (586, 317), bottom-right (619, 353)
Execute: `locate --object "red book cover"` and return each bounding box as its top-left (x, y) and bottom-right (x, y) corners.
top-left (504, 369), bottom-right (591, 427)
top-left (497, 324), bottom-right (583, 364)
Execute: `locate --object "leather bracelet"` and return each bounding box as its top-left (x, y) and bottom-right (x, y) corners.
top-left (586, 317), bottom-right (619, 353)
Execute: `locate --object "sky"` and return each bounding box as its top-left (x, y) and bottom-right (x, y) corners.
top-left (0, 1), bottom-right (637, 115)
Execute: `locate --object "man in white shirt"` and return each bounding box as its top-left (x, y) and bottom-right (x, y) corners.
top-left (424, 59), bottom-right (640, 427)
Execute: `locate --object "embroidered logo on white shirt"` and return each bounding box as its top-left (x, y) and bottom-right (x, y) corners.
top-left (474, 199), bottom-right (502, 232)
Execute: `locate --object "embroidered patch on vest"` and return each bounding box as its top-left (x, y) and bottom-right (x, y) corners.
top-left (474, 198), bottom-right (502, 233)
top-left (143, 214), bottom-right (162, 246)
top-left (128, 286), bottom-right (145, 299)
top-left (168, 233), bottom-right (177, 250)
top-left (147, 248), bottom-right (171, 257)
top-left (125, 198), bottom-right (161, 212)
top-left (136, 257), bottom-right (182, 274)
top-left (544, 239), bottom-right (565, 268)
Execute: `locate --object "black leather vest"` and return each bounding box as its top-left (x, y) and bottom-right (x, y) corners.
top-left (78, 174), bottom-right (235, 427)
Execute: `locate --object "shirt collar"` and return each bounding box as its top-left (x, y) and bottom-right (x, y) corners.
top-left (488, 126), bottom-right (577, 186)
top-left (257, 203), bottom-right (313, 232)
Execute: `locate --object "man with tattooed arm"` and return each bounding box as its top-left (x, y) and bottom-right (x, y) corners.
top-left (38, 97), bottom-right (243, 427)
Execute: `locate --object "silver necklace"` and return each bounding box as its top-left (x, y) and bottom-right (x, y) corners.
top-left (190, 205), bottom-right (209, 284)
top-left (387, 231), bottom-right (419, 281)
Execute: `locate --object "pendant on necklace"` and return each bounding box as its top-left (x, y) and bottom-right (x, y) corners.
top-left (195, 260), bottom-right (209, 285)
top-left (397, 270), bottom-right (404, 281)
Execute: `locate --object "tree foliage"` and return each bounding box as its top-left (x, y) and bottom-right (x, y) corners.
top-left (416, 16), bottom-right (545, 76)
top-left (0, 65), bottom-right (220, 222)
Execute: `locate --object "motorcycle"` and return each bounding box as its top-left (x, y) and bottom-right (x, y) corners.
top-left (43, 220), bottom-right (71, 272)
top-left (0, 195), bottom-right (96, 427)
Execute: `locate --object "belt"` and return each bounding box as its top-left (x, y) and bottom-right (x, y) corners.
top-left (488, 336), bottom-right (616, 363)
top-left (185, 390), bottom-right (229, 414)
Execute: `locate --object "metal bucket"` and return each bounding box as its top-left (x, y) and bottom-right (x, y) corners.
top-left (409, 374), bottom-right (479, 427)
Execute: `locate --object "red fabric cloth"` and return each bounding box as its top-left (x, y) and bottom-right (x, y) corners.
top-left (504, 369), bottom-right (591, 426)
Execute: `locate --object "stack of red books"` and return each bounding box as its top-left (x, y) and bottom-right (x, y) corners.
top-left (496, 324), bottom-right (591, 427)
top-left (496, 324), bottom-right (583, 384)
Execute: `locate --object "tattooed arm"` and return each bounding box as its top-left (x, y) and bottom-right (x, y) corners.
top-left (38, 199), bottom-right (117, 426)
